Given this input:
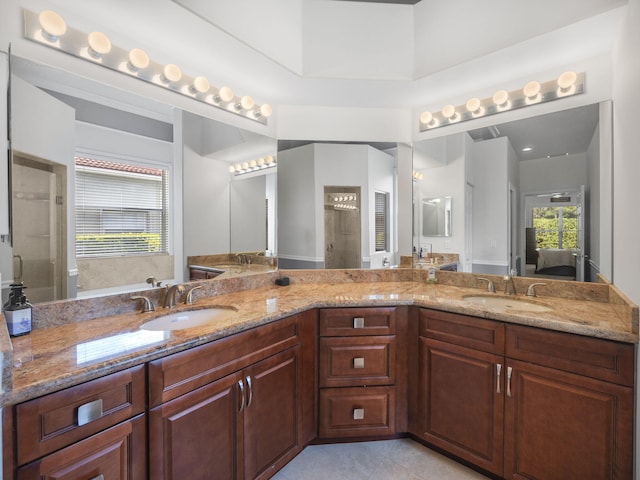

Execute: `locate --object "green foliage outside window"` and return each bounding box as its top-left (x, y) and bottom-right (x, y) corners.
top-left (76, 233), bottom-right (161, 256)
top-left (532, 206), bottom-right (578, 249)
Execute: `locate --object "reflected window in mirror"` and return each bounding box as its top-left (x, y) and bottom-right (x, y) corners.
top-left (375, 191), bottom-right (390, 252)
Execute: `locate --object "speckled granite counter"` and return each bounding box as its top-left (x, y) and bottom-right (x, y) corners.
top-left (1, 269), bottom-right (637, 406)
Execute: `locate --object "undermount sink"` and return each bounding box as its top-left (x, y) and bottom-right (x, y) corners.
top-left (141, 306), bottom-right (237, 331)
top-left (462, 295), bottom-right (553, 313)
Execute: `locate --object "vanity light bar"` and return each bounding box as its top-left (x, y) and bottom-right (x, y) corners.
top-left (419, 72), bottom-right (584, 132)
top-left (228, 155), bottom-right (277, 176)
top-left (23, 9), bottom-right (273, 125)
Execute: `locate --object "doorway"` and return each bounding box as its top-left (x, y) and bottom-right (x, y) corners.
top-left (324, 186), bottom-right (361, 269)
top-left (11, 154), bottom-right (67, 302)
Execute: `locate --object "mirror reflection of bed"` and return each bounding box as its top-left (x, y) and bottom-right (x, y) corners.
top-left (525, 227), bottom-right (577, 281)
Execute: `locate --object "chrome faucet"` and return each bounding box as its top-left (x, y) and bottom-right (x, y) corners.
top-left (183, 285), bottom-right (203, 305)
top-left (477, 277), bottom-right (495, 293)
top-left (526, 282), bottom-right (547, 297)
top-left (163, 284), bottom-right (185, 308)
top-left (131, 295), bottom-right (154, 313)
top-left (503, 275), bottom-right (517, 295)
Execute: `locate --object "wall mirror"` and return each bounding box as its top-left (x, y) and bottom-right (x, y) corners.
top-left (422, 196), bottom-right (451, 237)
top-left (413, 101), bottom-right (612, 283)
top-left (277, 140), bottom-right (399, 270)
top-left (1, 55), bottom-right (277, 304)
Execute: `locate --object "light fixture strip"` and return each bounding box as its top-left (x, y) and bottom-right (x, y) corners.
top-left (419, 72), bottom-right (585, 132)
top-left (23, 9), bottom-right (271, 125)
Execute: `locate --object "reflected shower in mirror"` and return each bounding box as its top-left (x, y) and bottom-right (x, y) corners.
top-left (412, 101), bottom-right (612, 282)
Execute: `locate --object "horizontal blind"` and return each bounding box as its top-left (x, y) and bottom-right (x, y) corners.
top-left (375, 191), bottom-right (389, 252)
top-left (75, 157), bottom-right (169, 257)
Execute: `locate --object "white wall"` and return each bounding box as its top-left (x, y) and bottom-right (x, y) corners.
top-left (230, 175), bottom-right (267, 252)
top-left (587, 123), bottom-right (601, 273)
top-left (367, 146), bottom-right (396, 267)
top-left (519, 153), bottom-right (588, 193)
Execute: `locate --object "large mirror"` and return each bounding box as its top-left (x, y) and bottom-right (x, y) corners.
top-left (413, 101), bottom-right (612, 283)
top-left (1, 55), bottom-right (276, 304)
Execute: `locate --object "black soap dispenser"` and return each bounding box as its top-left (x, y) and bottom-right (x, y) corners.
top-left (3, 283), bottom-right (32, 337)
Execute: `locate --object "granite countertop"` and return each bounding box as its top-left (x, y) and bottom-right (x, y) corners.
top-left (1, 270), bottom-right (638, 407)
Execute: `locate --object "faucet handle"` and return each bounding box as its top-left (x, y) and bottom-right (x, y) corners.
top-left (526, 282), bottom-right (547, 297)
top-left (184, 285), bottom-right (203, 305)
top-left (131, 295), bottom-right (154, 313)
top-left (477, 277), bottom-right (495, 293)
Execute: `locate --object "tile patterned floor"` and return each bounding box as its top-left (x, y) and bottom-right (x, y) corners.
top-left (271, 439), bottom-right (491, 480)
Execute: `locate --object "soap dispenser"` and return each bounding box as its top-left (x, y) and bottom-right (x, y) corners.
top-left (3, 282), bottom-right (32, 337)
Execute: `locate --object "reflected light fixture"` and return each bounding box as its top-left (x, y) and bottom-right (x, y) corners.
top-left (230, 155), bottom-right (277, 176)
top-left (23, 9), bottom-right (273, 125)
top-left (38, 10), bottom-right (66, 41)
top-left (87, 31), bottom-right (111, 58)
top-left (419, 71), bottom-right (585, 132)
top-left (127, 48), bottom-right (149, 71)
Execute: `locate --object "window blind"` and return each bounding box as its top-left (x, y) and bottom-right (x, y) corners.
top-left (375, 191), bottom-right (389, 252)
top-left (75, 157), bottom-right (169, 257)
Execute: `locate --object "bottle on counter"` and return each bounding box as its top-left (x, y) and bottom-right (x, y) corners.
top-left (3, 282), bottom-right (32, 337)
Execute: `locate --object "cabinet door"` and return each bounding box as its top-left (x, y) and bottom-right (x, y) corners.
top-left (418, 337), bottom-right (504, 476)
top-left (504, 359), bottom-right (634, 480)
top-left (149, 372), bottom-right (242, 480)
top-left (17, 415), bottom-right (146, 480)
top-left (243, 346), bottom-right (302, 480)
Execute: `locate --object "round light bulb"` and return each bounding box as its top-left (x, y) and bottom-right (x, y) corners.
top-left (259, 104), bottom-right (273, 117)
top-left (557, 71), bottom-right (577, 90)
top-left (87, 31), bottom-right (111, 58)
top-left (217, 86), bottom-right (234, 102)
top-left (38, 10), bottom-right (67, 40)
top-left (241, 162), bottom-right (249, 170)
top-left (493, 90), bottom-right (509, 107)
top-left (523, 81), bottom-right (541, 98)
top-left (235, 164), bottom-right (242, 172)
top-left (163, 64), bottom-right (182, 83)
top-left (228, 165), bottom-right (236, 173)
top-left (265, 155), bottom-right (274, 164)
top-left (466, 97), bottom-right (481, 113)
top-left (441, 104), bottom-right (456, 119)
top-left (192, 76), bottom-right (210, 94)
top-left (240, 96), bottom-right (255, 110)
top-left (257, 157), bottom-right (265, 166)
top-left (249, 160), bottom-right (257, 168)
top-left (419, 111), bottom-right (433, 125)
top-left (128, 48), bottom-right (149, 70)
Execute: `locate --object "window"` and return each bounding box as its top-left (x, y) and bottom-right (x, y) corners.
top-left (375, 191), bottom-right (389, 252)
top-left (532, 206), bottom-right (578, 249)
top-left (75, 156), bottom-right (169, 257)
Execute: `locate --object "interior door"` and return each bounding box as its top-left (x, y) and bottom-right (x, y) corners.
top-left (10, 75), bottom-right (75, 301)
top-left (574, 185), bottom-right (586, 282)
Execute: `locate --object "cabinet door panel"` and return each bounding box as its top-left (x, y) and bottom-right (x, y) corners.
top-left (419, 338), bottom-right (504, 475)
top-left (17, 414), bottom-right (146, 480)
top-left (244, 346), bottom-right (301, 480)
top-left (504, 359), bottom-right (633, 480)
top-left (149, 373), bottom-right (241, 480)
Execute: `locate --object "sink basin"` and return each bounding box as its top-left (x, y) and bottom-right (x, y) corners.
top-left (462, 295), bottom-right (552, 313)
top-left (141, 307), bottom-right (237, 331)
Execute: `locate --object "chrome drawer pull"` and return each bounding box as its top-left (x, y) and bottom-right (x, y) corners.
top-left (77, 399), bottom-right (103, 426)
top-left (353, 408), bottom-right (365, 420)
top-left (238, 379), bottom-right (245, 412)
top-left (496, 363), bottom-right (502, 394)
top-left (353, 317), bottom-right (365, 329)
top-left (90, 475), bottom-right (105, 480)
top-left (507, 366), bottom-right (513, 397)
top-left (353, 357), bottom-right (365, 369)
top-left (245, 376), bottom-right (253, 407)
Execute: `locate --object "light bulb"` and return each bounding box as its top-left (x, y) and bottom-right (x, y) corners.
top-left (87, 32), bottom-right (111, 58)
top-left (441, 104), bottom-right (457, 120)
top-left (493, 90), bottom-right (509, 107)
top-left (466, 97), bottom-right (482, 114)
top-left (241, 162), bottom-right (249, 170)
top-left (257, 157), bottom-right (265, 166)
top-left (216, 86), bottom-right (234, 103)
top-left (228, 165), bottom-right (236, 173)
top-left (235, 164), bottom-right (242, 172)
top-left (249, 160), bottom-right (257, 168)
top-left (523, 81), bottom-right (541, 99)
top-left (419, 111), bottom-right (433, 125)
top-left (259, 104), bottom-right (273, 117)
top-left (162, 64), bottom-right (182, 83)
top-left (192, 76), bottom-right (210, 94)
top-left (557, 71), bottom-right (577, 90)
top-left (265, 155), bottom-right (274, 164)
top-left (128, 48), bottom-right (149, 71)
top-left (38, 10), bottom-right (67, 41)
top-left (239, 96), bottom-right (254, 110)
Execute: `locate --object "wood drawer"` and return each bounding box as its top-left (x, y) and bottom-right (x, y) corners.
top-left (419, 309), bottom-right (504, 355)
top-left (148, 315), bottom-right (300, 406)
top-left (15, 365), bottom-right (145, 466)
top-left (506, 324), bottom-right (635, 386)
top-left (17, 414), bottom-right (146, 480)
top-left (319, 386), bottom-right (396, 438)
top-left (319, 336), bottom-right (395, 387)
top-left (320, 307), bottom-right (396, 336)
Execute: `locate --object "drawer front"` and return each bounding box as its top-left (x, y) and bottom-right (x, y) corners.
top-left (419, 309), bottom-right (504, 355)
top-left (506, 324), bottom-right (635, 386)
top-left (319, 336), bottom-right (395, 387)
top-left (319, 386), bottom-right (396, 438)
top-left (320, 307), bottom-right (396, 336)
top-left (15, 365), bottom-right (145, 466)
top-left (148, 314), bottom-right (301, 406)
top-left (17, 414), bottom-right (146, 480)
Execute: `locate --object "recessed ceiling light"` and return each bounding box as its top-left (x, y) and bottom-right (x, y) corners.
top-left (522, 147), bottom-right (533, 152)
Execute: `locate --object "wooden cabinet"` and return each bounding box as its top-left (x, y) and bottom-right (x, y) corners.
top-left (318, 307), bottom-right (406, 439)
top-left (148, 311), bottom-right (316, 480)
top-left (503, 325), bottom-right (634, 480)
top-left (414, 309), bottom-right (505, 475)
top-left (412, 308), bottom-right (635, 480)
top-left (189, 267), bottom-right (222, 280)
top-left (11, 365), bottom-right (146, 480)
